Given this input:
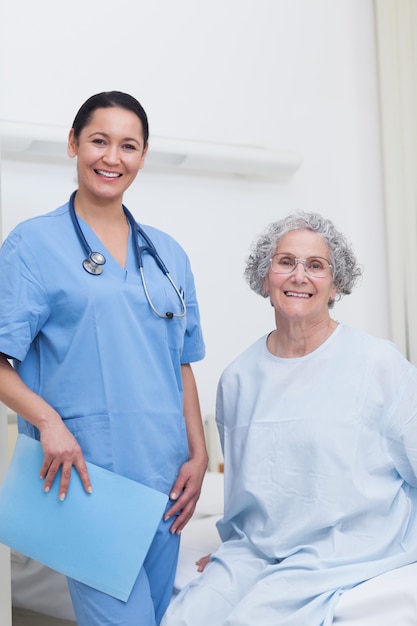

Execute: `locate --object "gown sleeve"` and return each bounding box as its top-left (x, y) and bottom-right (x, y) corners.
top-left (385, 363), bottom-right (417, 487)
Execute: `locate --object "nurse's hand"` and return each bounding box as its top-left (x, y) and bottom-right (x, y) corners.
top-left (164, 458), bottom-right (207, 534)
top-left (39, 419), bottom-right (92, 501)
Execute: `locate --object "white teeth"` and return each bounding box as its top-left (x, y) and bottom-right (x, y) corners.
top-left (285, 291), bottom-right (311, 298)
top-left (96, 170), bottom-right (121, 178)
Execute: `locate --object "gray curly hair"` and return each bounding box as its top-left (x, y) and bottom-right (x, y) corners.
top-left (244, 210), bottom-right (362, 308)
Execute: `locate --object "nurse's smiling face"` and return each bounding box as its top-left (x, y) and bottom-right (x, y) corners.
top-left (263, 229), bottom-right (337, 326)
top-left (67, 106), bottom-right (148, 204)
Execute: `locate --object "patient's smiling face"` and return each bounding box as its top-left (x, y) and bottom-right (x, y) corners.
top-left (263, 229), bottom-right (336, 325)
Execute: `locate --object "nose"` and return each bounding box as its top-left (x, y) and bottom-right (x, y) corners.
top-left (292, 260), bottom-right (308, 282)
top-left (102, 144), bottom-right (120, 165)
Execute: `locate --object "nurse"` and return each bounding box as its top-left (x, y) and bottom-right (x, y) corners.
top-left (0, 91), bottom-right (207, 626)
top-left (163, 211), bottom-right (417, 625)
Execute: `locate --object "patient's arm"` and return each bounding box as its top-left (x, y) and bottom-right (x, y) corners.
top-left (196, 554), bottom-right (212, 572)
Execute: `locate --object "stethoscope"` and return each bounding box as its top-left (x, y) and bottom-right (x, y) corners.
top-left (68, 191), bottom-right (186, 319)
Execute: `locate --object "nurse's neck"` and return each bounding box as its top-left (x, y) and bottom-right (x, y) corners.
top-left (74, 191), bottom-right (127, 227)
top-left (73, 191), bottom-right (130, 269)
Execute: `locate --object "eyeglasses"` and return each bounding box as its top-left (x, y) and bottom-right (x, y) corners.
top-left (270, 254), bottom-right (333, 278)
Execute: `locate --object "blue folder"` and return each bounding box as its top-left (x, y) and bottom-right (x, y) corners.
top-left (0, 434), bottom-right (168, 601)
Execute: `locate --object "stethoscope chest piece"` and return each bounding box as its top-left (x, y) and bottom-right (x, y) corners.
top-left (83, 252), bottom-right (106, 275)
top-left (69, 191), bottom-right (186, 318)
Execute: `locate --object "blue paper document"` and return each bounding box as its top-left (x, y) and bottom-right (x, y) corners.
top-left (0, 434), bottom-right (168, 601)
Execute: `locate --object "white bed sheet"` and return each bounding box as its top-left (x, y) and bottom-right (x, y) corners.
top-left (173, 515), bottom-right (222, 594)
top-left (173, 471), bottom-right (223, 593)
top-left (10, 468), bottom-right (417, 624)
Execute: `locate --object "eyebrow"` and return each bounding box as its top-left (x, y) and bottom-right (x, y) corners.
top-left (87, 131), bottom-right (141, 145)
top-left (277, 252), bottom-right (326, 258)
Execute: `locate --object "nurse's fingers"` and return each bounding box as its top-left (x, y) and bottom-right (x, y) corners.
top-left (165, 459), bottom-right (206, 533)
top-left (40, 456), bottom-right (92, 501)
top-left (40, 456), bottom-right (60, 494)
top-left (56, 458), bottom-right (92, 501)
top-left (168, 501), bottom-right (196, 534)
top-left (165, 486), bottom-right (199, 534)
top-left (57, 460), bottom-right (74, 501)
top-left (39, 422), bottom-right (92, 499)
top-left (74, 459), bottom-right (92, 496)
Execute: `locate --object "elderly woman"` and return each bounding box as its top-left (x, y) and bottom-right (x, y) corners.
top-left (162, 211), bottom-right (417, 626)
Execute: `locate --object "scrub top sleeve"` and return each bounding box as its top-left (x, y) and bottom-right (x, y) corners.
top-left (180, 255), bottom-right (205, 364)
top-left (0, 231), bottom-right (50, 361)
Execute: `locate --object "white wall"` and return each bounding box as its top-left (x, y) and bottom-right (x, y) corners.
top-left (0, 0), bottom-right (387, 420)
top-left (0, 185), bottom-right (11, 624)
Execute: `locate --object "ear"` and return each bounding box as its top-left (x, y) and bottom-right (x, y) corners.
top-left (138, 142), bottom-right (149, 170)
top-left (67, 129), bottom-right (78, 158)
top-left (263, 274), bottom-right (270, 296)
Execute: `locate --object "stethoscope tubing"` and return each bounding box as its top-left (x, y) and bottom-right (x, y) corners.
top-left (68, 191), bottom-right (186, 319)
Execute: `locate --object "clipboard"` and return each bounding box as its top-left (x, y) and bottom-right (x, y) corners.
top-left (0, 434), bottom-right (168, 601)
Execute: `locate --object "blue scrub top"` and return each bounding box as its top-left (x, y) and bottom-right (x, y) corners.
top-left (0, 199), bottom-right (205, 494)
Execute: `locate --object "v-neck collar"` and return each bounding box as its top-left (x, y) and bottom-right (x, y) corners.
top-left (76, 214), bottom-right (137, 279)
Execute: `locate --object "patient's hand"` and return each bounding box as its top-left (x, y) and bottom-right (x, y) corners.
top-left (196, 554), bottom-right (212, 572)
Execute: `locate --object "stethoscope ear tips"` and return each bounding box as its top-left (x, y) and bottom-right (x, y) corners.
top-left (83, 252), bottom-right (106, 275)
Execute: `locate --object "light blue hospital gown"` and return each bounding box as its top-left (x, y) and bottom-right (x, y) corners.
top-left (163, 325), bottom-right (417, 626)
top-left (0, 199), bottom-right (205, 625)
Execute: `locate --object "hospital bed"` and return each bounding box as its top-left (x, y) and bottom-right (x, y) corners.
top-left (7, 412), bottom-right (417, 624)
top-left (7, 412), bottom-right (223, 623)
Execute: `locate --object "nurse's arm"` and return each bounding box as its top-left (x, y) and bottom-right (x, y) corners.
top-left (165, 363), bottom-right (208, 534)
top-left (0, 353), bottom-right (92, 500)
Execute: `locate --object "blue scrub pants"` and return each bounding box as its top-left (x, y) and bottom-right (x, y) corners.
top-left (68, 516), bottom-right (180, 626)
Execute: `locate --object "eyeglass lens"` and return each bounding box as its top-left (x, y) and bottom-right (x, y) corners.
top-left (270, 254), bottom-right (331, 277)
